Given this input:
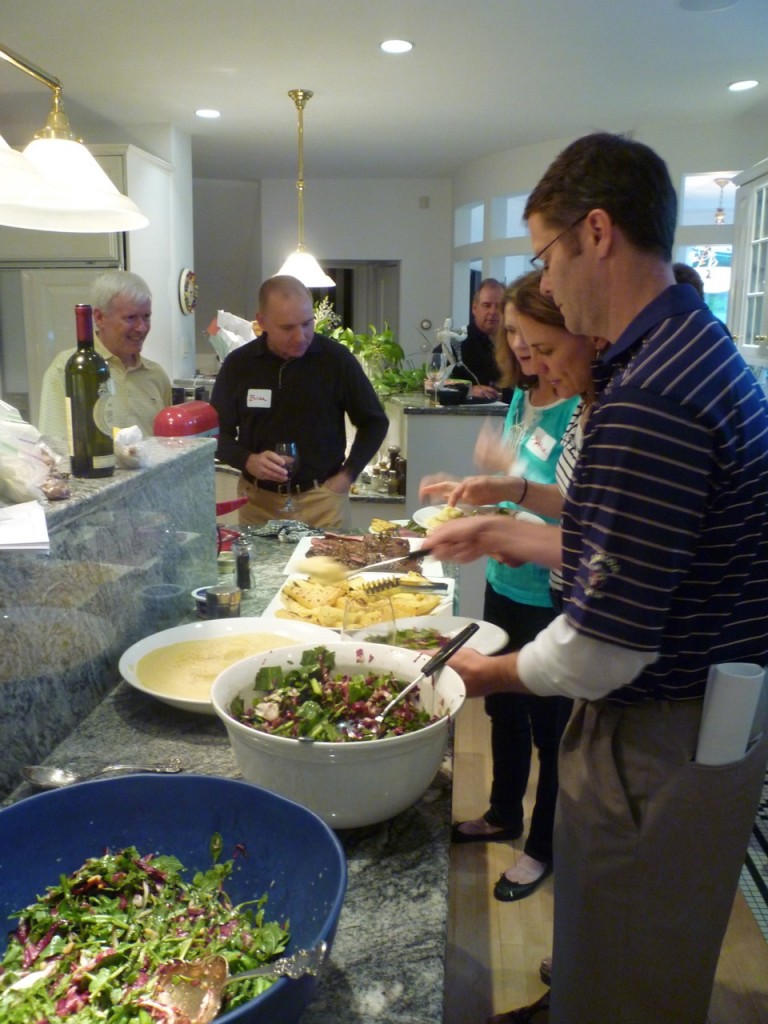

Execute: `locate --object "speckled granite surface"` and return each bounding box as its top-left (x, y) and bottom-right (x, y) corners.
top-left (4, 522), bottom-right (454, 1024)
top-left (0, 438), bottom-right (217, 798)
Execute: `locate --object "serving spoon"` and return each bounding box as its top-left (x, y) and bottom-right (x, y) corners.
top-left (154, 941), bottom-right (327, 1024)
top-left (22, 758), bottom-right (184, 789)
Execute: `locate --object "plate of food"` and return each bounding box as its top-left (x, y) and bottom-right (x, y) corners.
top-left (283, 532), bottom-right (443, 576)
top-left (119, 617), bottom-right (338, 714)
top-left (352, 614), bottom-right (509, 656)
top-left (412, 504), bottom-right (500, 530)
top-left (262, 572), bottom-right (454, 629)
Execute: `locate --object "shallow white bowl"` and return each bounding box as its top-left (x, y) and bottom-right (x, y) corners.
top-left (119, 618), bottom-right (338, 714)
top-left (211, 641), bottom-right (465, 829)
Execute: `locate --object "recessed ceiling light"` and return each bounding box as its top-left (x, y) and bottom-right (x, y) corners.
top-left (729, 80), bottom-right (758, 92)
top-left (678, 0), bottom-right (740, 9)
top-left (196, 108), bottom-right (221, 119)
top-left (380, 39), bottom-right (413, 54)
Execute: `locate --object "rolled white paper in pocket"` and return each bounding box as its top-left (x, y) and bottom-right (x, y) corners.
top-left (695, 663), bottom-right (766, 765)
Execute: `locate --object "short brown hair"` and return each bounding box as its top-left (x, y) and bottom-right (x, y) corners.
top-left (524, 132), bottom-right (677, 261)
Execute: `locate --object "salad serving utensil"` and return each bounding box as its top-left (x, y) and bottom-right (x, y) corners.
top-left (339, 621), bottom-right (479, 739)
top-left (154, 941), bottom-right (327, 1024)
top-left (22, 758), bottom-right (184, 789)
top-left (375, 621), bottom-right (479, 723)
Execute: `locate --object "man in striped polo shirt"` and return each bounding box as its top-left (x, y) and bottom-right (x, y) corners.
top-left (429, 133), bottom-right (768, 1024)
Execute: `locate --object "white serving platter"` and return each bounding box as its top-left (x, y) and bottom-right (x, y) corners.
top-left (349, 614), bottom-right (509, 656)
top-left (119, 617), bottom-right (338, 715)
top-left (282, 533), bottom-right (443, 577)
top-left (263, 572), bottom-right (455, 623)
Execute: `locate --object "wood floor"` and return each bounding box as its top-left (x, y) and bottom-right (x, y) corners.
top-left (445, 698), bottom-right (768, 1024)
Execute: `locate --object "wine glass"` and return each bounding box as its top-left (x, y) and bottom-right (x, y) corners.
top-left (274, 442), bottom-right (299, 515)
top-left (426, 352), bottom-right (448, 404)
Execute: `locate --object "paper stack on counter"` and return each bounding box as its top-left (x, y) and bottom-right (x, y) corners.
top-left (0, 499), bottom-right (50, 552)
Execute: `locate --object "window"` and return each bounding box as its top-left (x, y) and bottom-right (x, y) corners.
top-left (454, 202), bottom-right (484, 246)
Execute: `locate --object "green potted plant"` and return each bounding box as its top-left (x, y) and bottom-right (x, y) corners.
top-left (314, 298), bottom-right (424, 398)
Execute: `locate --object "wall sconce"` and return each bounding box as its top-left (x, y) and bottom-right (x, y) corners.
top-left (0, 44), bottom-right (148, 232)
top-left (276, 89), bottom-right (335, 288)
top-left (713, 177), bottom-right (732, 226)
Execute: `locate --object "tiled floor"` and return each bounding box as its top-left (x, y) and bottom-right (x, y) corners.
top-left (741, 768), bottom-right (768, 942)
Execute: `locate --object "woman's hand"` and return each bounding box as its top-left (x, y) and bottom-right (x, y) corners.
top-left (474, 419), bottom-right (513, 473)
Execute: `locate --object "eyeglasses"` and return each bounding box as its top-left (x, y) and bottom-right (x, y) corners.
top-left (529, 214), bottom-right (587, 271)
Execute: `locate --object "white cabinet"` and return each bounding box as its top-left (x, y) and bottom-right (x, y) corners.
top-left (728, 157), bottom-right (768, 369)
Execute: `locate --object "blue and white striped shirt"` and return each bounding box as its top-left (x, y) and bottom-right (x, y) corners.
top-left (561, 284), bottom-right (768, 704)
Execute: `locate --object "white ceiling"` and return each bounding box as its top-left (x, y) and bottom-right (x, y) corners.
top-left (2, 0), bottom-right (768, 183)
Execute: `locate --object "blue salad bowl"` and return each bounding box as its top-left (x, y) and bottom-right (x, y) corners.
top-left (0, 773), bottom-right (346, 1024)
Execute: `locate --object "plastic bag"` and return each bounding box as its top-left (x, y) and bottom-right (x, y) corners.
top-left (0, 400), bottom-right (57, 503)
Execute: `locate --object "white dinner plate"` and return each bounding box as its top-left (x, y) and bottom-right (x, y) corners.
top-left (282, 533), bottom-right (443, 577)
top-left (411, 504), bottom-right (498, 529)
top-left (349, 614), bottom-right (509, 655)
top-left (262, 572), bottom-right (455, 623)
top-left (119, 617), bottom-right (338, 715)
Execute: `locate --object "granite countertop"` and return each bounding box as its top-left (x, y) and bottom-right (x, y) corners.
top-left (385, 392), bottom-right (509, 416)
top-left (4, 531), bottom-right (453, 1024)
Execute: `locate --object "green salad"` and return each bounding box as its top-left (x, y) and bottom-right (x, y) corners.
top-left (0, 834), bottom-right (289, 1023)
top-left (229, 645), bottom-right (435, 742)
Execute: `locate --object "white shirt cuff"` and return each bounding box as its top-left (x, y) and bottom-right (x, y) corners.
top-left (517, 615), bottom-right (658, 700)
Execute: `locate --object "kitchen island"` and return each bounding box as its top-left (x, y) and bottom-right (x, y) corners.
top-left (3, 529), bottom-right (454, 1024)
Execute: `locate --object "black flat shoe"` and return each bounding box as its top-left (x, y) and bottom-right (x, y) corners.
top-left (488, 990), bottom-right (550, 1023)
top-left (450, 821), bottom-right (523, 845)
top-left (493, 863), bottom-right (552, 902)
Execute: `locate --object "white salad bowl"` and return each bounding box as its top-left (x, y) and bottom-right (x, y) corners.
top-left (211, 641), bottom-right (466, 829)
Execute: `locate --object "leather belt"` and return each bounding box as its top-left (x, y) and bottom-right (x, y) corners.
top-left (254, 478), bottom-right (322, 495)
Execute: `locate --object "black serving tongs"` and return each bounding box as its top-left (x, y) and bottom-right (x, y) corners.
top-left (375, 621), bottom-right (479, 723)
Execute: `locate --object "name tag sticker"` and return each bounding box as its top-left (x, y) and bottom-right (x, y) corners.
top-left (247, 389), bottom-right (272, 408)
top-left (525, 426), bottom-right (556, 461)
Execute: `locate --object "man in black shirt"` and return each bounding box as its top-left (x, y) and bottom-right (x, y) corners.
top-left (454, 278), bottom-right (505, 399)
top-left (211, 275), bottom-right (388, 528)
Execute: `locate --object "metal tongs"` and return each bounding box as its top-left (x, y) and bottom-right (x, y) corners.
top-left (360, 574), bottom-right (449, 595)
top-left (376, 621), bottom-right (480, 721)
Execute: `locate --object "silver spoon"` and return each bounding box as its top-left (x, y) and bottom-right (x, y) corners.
top-left (154, 941), bottom-right (327, 1024)
top-left (22, 758), bottom-right (184, 789)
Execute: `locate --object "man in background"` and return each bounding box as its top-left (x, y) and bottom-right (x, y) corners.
top-left (447, 277), bottom-right (506, 399)
top-left (211, 274), bottom-right (388, 529)
top-left (38, 269), bottom-right (171, 440)
top-left (429, 132), bottom-right (768, 1023)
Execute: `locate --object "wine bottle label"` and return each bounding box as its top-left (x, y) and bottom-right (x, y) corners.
top-left (93, 380), bottom-right (116, 436)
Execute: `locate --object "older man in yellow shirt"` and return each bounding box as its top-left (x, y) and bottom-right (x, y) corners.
top-left (38, 270), bottom-right (171, 441)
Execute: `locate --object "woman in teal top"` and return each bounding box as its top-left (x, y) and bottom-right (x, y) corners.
top-left (425, 271), bottom-right (578, 902)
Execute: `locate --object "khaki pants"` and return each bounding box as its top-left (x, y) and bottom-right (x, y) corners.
top-left (236, 476), bottom-right (348, 530)
top-left (550, 694), bottom-right (768, 1024)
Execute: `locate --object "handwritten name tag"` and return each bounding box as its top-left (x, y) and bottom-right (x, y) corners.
top-left (525, 426), bottom-right (556, 461)
top-left (247, 389), bottom-right (272, 408)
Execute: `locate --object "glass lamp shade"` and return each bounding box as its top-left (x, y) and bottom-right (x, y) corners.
top-left (0, 134), bottom-right (148, 232)
top-left (276, 248), bottom-right (335, 288)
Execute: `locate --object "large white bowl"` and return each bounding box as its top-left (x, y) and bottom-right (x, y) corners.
top-left (211, 641), bottom-right (465, 829)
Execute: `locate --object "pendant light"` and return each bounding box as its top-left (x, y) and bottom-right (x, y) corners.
top-left (0, 44), bottom-right (148, 232)
top-left (713, 177), bottom-right (731, 226)
top-left (276, 89), bottom-right (335, 288)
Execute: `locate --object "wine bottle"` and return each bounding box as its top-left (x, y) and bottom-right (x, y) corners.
top-left (65, 304), bottom-right (116, 478)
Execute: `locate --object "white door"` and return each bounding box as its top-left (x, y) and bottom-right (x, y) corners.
top-left (20, 268), bottom-right (97, 428)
